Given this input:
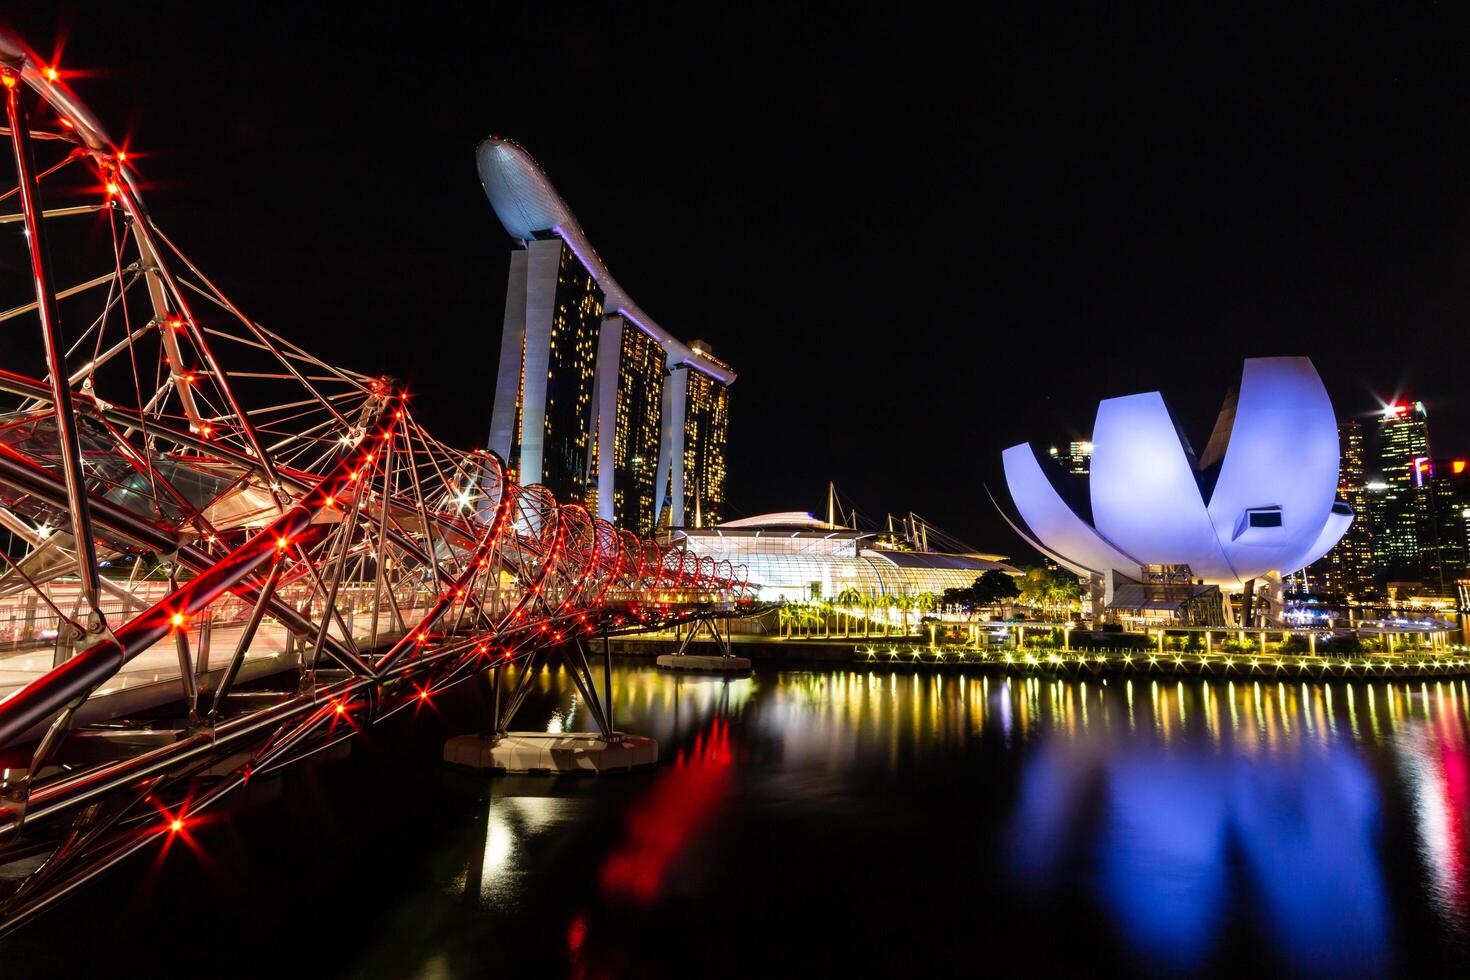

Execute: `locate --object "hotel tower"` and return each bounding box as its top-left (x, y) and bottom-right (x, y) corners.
top-left (477, 137), bottom-right (734, 535)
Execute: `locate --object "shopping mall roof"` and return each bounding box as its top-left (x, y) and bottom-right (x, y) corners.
top-left (673, 513), bottom-right (1019, 576)
top-left (875, 551), bottom-right (1015, 572)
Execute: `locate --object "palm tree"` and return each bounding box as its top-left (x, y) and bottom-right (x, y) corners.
top-left (1018, 568), bottom-right (1049, 614)
top-left (778, 603), bottom-right (796, 639)
top-left (836, 588), bottom-right (862, 638)
top-left (859, 593), bottom-right (875, 637)
top-left (914, 592), bottom-right (937, 644)
top-left (1048, 576), bottom-right (1082, 618)
top-left (803, 602), bottom-right (823, 638)
top-left (895, 593), bottom-right (914, 637)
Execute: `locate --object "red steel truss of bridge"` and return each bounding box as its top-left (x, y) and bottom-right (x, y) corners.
top-left (0, 32), bottom-right (750, 932)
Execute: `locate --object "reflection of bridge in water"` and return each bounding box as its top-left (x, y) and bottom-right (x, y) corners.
top-left (0, 31), bottom-right (750, 933)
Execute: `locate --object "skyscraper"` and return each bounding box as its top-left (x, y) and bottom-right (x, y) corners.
top-left (656, 343), bottom-right (732, 529)
top-left (477, 136), bottom-right (736, 530)
top-left (1372, 401), bottom-right (1431, 585)
top-left (588, 314), bottom-right (665, 535)
top-left (1306, 419), bottom-right (1375, 597)
top-left (1048, 441), bottom-right (1093, 475)
top-left (1425, 456), bottom-right (1470, 593)
top-left (487, 237), bottom-right (604, 502)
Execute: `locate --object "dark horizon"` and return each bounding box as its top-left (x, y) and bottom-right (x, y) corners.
top-left (5, 3), bottom-right (1468, 557)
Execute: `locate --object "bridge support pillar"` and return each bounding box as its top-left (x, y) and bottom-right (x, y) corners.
top-left (656, 614), bottom-right (751, 672)
top-left (450, 638), bottom-right (658, 774)
top-left (445, 731), bottom-right (657, 774)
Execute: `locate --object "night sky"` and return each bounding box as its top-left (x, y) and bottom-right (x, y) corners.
top-left (5, 4), bottom-right (1470, 558)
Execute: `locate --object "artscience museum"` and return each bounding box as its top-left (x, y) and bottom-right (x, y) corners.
top-left (999, 357), bottom-right (1353, 626)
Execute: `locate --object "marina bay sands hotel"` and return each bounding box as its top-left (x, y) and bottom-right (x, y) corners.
top-left (476, 137), bottom-right (734, 536)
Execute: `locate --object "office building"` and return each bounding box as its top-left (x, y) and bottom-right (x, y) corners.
top-left (1306, 419), bottom-right (1376, 598)
top-left (1426, 456), bottom-right (1470, 593)
top-left (1372, 401), bottom-right (1431, 582)
top-left (1048, 441), bottom-right (1093, 475)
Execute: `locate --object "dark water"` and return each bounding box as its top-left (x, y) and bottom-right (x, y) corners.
top-left (8, 664), bottom-right (1470, 978)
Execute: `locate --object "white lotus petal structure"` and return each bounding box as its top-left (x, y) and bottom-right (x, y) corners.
top-left (1001, 357), bottom-right (1353, 589)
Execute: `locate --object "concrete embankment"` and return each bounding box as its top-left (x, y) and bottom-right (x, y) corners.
top-left (608, 636), bottom-right (1470, 679)
top-left (609, 637), bottom-right (859, 663)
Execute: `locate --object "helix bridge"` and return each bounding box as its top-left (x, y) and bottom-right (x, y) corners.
top-left (0, 31), bottom-right (751, 932)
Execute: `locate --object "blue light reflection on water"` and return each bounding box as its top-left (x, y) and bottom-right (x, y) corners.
top-left (1000, 674), bottom-right (1465, 975)
top-left (579, 666), bottom-right (1469, 974)
top-left (1096, 752), bottom-right (1232, 971)
top-left (376, 667), bottom-right (1470, 977)
top-left (10, 664), bottom-right (1469, 979)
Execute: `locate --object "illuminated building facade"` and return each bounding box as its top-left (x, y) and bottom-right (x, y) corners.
top-left (1048, 441), bottom-right (1093, 475)
top-left (1306, 419), bottom-right (1376, 598)
top-left (488, 236), bottom-right (605, 500)
top-left (1000, 358), bottom-right (1353, 626)
top-left (589, 315), bottom-right (665, 535)
top-left (673, 512), bottom-right (1018, 603)
top-left (477, 136), bottom-right (736, 529)
top-left (1371, 401), bottom-right (1440, 589)
top-left (1426, 456), bottom-right (1470, 593)
top-left (656, 345), bottom-right (732, 529)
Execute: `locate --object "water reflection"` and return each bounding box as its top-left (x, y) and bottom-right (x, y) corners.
top-left (451, 666), bottom-right (1470, 975)
top-left (600, 718), bottom-right (733, 903)
top-left (458, 794), bottom-right (587, 908)
top-left (1001, 675), bottom-right (1470, 971)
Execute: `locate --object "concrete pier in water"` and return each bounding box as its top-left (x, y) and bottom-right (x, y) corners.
top-left (443, 731), bottom-right (658, 774)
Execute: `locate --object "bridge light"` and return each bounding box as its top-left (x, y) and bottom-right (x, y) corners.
top-left (170, 818), bottom-right (184, 833)
top-left (46, 67), bottom-right (59, 81)
top-left (170, 612), bottom-right (185, 628)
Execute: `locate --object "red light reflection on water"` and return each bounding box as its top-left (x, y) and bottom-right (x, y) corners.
top-left (599, 719), bottom-right (733, 902)
top-left (1433, 711), bottom-right (1469, 918)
